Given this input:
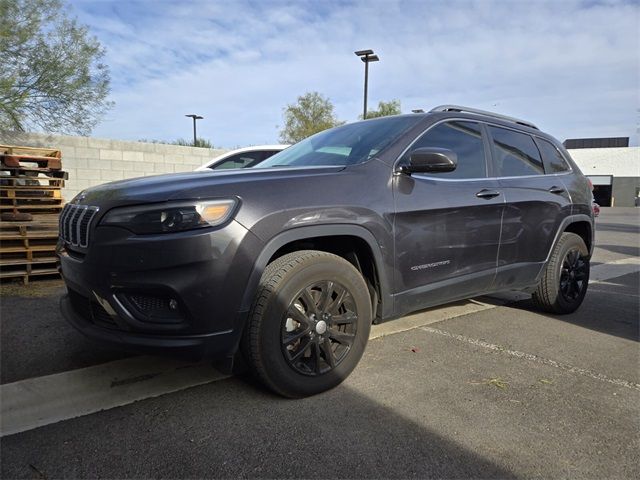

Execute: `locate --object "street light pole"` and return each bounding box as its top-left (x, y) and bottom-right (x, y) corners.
top-left (354, 50), bottom-right (379, 119)
top-left (364, 58), bottom-right (369, 119)
top-left (185, 114), bottom-right (204, 146)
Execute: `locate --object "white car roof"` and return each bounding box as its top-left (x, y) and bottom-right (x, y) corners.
top-left (195, 145), bottom-right (290, 171)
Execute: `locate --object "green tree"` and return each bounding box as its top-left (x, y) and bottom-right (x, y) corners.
top-left (361, 99), bottom-right (402, 119)
top-left (279, 91), bottom-right (343, 143)
top-left (0, 0), bottom-right (113, 135)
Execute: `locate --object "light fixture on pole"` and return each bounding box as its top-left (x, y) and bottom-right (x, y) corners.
top-left (185, 114), bottom-right (204, 146)
top-left (354, 49), bottom-right (379, 119)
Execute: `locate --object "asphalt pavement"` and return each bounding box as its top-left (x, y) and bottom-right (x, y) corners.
top-left (1, 207), bottom-right (638, 479)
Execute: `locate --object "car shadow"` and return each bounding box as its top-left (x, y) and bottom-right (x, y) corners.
top-left (0, 374), bottom-right (516, 479)
top-left (504, 276), bottom-right (639, 343)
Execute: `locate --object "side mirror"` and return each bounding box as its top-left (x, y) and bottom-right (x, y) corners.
top-left (400, 147), bottom-right (457, 175)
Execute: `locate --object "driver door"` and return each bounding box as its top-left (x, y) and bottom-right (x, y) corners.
top-left (393, 120), bottom-right (504, 315)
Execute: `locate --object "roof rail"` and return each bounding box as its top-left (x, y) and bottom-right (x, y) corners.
top-left (429, 105), bottom-right (539, 130)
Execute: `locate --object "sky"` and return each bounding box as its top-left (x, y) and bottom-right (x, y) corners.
top-left (66, 0), bottom-right (640, 148)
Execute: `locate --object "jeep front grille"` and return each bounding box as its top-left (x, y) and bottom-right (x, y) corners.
top-left (59, 204), bottom-right (99, 248)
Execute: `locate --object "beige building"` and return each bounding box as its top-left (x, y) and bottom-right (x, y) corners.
top-left (567, 145), bottom-right (640, 207)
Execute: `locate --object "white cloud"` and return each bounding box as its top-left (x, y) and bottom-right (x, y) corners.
top-left (69, 0), bottom-right (639, 146)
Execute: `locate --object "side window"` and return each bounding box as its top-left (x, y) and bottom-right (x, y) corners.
top-left (262, 150), bottom-right (280, 161)
top-left (211, 151), bottom-right (263, 170)
top-left (535, 138), bottom-right (570, 173)
top-left (489, 126), bottom-right (544, 177)
top-left (405, 121), bottom-right (486, 179)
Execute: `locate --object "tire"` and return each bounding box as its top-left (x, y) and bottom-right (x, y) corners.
top-left (533, 232), bottom-right (590, 314)
top-left (242, 250), bottom-right (372, 398)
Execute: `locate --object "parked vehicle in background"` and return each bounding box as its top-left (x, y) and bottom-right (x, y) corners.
top-left (195, 145), bottom-right (289, 171)
top-left (58, 105), bottom-right (594, 398)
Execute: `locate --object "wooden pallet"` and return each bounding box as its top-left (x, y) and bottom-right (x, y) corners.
top-left (0, 172), bottom-right (66, 212)
top-left (0, 214), bottom-right (60, 259)
top-left (1, 193), bottom-right (60, 206)
top-left (0, 175), bottom-right (65, 187)
top-left (0, 144), bottom-right (61, 171)
top-left (1, 222), bottom-right (59, 239)
top-left (1, 196), bottom-right (63, 207)
top-left (0, 203), bottom-right (63, 213)
top-left (0, 245), bottom-right (59, 285)
top-left (0, 144), bottom-right (64, 284)
top-left (0, 233), bottom-right (58, 249)
top-left (0, 213), bottom-right (59, 229)
top-left (0, 255), bottom-right (58, 266)
top-left (0, 145), bottom-right (61, 158)
top-left (0, 184), bottom-right (62, 192)
top-left (1, 185), bottom-right (61, 195)
top-left (0, 243), bottom-right (57, 256)
top-left (0, 166), bottom-right (67, 179)
top-left (0, 259), bottom-right (60, 284)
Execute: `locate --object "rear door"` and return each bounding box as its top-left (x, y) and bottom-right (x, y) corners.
top-left (487, 125), bottom-right (572, 289)
top-left (393, 120), bottom-right (504, 315)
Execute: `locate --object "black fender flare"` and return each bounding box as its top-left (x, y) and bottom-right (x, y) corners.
top-left (544, 214), bottom-right (595, 263)
top-left (238, 224), bottom-right (390, 316)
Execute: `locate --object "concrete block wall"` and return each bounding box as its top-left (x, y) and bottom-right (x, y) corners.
top-left (0, 131), bottom-right (227, 201)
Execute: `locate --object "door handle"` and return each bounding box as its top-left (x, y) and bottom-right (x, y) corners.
top-left (476, 189), bottom-right (501, 199)
top-left (548, 186), bottom-right (565, 195)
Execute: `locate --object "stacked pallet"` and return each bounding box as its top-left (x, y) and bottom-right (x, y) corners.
top-left (0, 145), bottom-right (67, 284)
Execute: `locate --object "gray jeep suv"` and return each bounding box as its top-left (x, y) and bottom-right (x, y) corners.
top-left (58, 105), bottom-right (594, 397)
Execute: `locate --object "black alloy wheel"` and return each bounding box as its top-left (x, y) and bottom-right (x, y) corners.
top-left (282, 281), bottom-right (358, 376)
top-left (533, 232), bottom-right (590, 314)
top-left (559, 248), bottom-right (588, 303)
top-left (243, 250), bottom-right (372, 398)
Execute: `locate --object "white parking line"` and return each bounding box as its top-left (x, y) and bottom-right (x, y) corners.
top-left (420, 326), bottom-right (640, 391)
top-left (590, 256), bottom-right (640, 283)
top-left (0, 357), bottom-right (229, 437)
top-left (1, 256), bottom-right (638, 437)
top-left (588, 289), bottom-right (639, 298)
top-left (370, 299), bottom-right (496, 339)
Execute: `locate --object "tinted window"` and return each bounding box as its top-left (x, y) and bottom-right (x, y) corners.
top-left (262, 150), bottom-right (280, 161)
top-left (211, 151), bottom-right (265, 170)
top-left (258, 116), bottom-right (422, 168)
top-left (404, 121), bottom-right (486, 179)
top-left (489, 126), bottom-right (544, 177)
top-left (535, 138), bottom-right (570, 173)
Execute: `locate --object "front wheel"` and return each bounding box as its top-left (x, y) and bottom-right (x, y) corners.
top-left (242, 250), bottom-right (372, 398)
top-left (533, 232), bottom-right (590, 314)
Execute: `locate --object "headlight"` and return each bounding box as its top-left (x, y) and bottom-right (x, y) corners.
top-left (101, 199), bottom-right (238, 234)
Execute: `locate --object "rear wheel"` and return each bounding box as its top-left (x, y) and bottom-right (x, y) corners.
top-left (243, 250), bottom-right (372, 398)
top-left (533, 232), bottom-right (589, 314)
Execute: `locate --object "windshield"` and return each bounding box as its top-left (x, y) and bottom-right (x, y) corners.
top-left (258, 116), bottom-right (422, 168)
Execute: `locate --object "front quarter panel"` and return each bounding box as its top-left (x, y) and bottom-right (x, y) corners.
top-left (234, 160), bottom-right (396, 317)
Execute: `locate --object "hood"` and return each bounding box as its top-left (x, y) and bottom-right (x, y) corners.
top-left (73, 166), bottom-right (345, 208)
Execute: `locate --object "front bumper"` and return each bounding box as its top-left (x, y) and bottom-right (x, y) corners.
top-left (58, 219), bottom-right (262, 359)
top-left (60, 294), bottom-right (238, 359)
